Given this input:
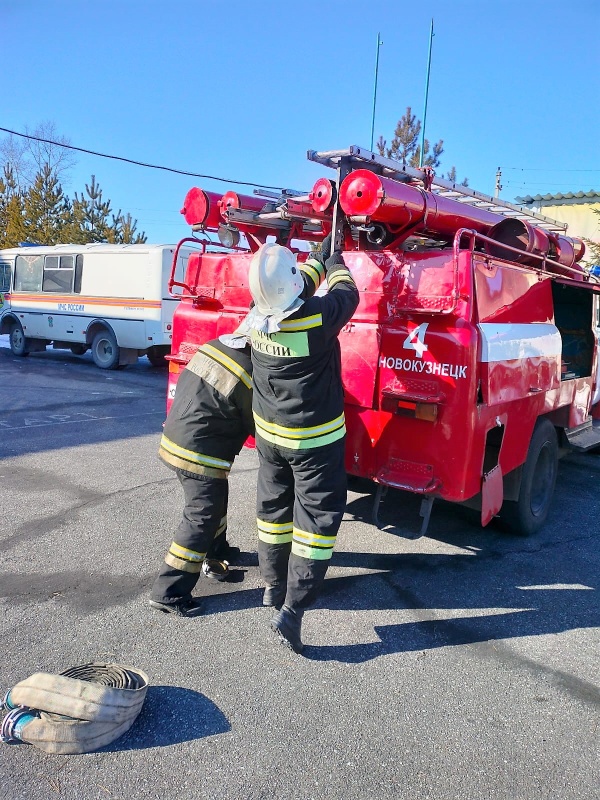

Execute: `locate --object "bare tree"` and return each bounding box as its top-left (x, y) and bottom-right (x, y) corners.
top-left (0, 134), bottom-right (29, 191)
top-left (22, 121), bottom-right (78, 187)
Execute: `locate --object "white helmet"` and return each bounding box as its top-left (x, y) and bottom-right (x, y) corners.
top-left (249, 243), bottom-right (304, 315)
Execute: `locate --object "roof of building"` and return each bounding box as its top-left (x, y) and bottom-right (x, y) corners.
top-left (515, 190), bottom-right (600, 204)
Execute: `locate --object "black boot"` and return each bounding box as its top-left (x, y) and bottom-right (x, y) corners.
top-left (263, 585), bottom-right (286, 610)
top-left (207, 538), bottom-right (241, 565)
top-left (149, 597), bottom-right (203, 617)
top-left (271, 605), bottom-right (304, 654)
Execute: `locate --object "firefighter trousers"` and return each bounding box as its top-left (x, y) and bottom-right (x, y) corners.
top-left (256, 437), bottom-right (347, 611)
top-left (151, 470), bottom-right (228, 604)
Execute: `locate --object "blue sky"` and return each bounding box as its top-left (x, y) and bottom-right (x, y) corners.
top-left (3, 0), bottom-right (599, 243)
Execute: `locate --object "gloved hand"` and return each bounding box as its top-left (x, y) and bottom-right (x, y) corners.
top-left (311, 233), bottom-right (331, 266)
top-left (320, 233), bottom-right (332, 264)
top-left (325, 250), bottom-right (345, 272)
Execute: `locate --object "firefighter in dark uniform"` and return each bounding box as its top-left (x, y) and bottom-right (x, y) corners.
top-left (149, 336), bottom-right (254, 617)
top-left (242, 236), bottom-right (359, 652)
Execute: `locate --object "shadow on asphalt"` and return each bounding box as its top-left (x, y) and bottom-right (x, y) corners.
top-left (100, 685), bottom-right (230, 751)
top-left (197, 460), bottom-right (600, 670)
top-left (0, 346), bottom-right (167, 460)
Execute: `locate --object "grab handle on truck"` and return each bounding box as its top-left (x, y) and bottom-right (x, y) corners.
top-left (168, 237), bottom-right (210, 298)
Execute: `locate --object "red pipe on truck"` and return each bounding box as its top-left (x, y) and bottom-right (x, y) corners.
top-left (180, 187), bottom-right (223, 230)
top-left (337, 169), bottom-right (499, 237)
top-left (218, 191), bottom-right (267, 219)
top-left (309, 178), bottom-right (337, 213)
top-left (486, 217), bottom-right (586, 272)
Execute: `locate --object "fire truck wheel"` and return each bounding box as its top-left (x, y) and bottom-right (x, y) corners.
top-left (9, 321), bottom-right (30, 357)
top-left (501, 419), bottom-right (558, 536)
top-left (91, 329), bottom-right (120, 370)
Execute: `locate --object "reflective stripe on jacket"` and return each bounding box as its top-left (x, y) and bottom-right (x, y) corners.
top-left (159, 338), bottom-right (254, 477)
top-left (250, 258), bottom-right (359, 451)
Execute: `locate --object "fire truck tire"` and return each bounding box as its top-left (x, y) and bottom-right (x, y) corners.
top-left (501, 419), bottom-right (558, 536)
top-left (91, 329), bottom-right (120, 370)
top-left (9, 321), bottom-right (30, 357)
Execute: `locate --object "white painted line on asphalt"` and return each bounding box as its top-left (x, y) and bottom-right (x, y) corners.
top-left (517, 583), bottom-right (594, 590)
top-left (0, 411), bottom-right (164, 430)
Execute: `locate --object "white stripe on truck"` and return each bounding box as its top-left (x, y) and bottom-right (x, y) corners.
top-left (478, 323), bottom-right (562, 363)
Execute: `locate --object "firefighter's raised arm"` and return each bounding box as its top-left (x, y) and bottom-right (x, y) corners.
top-left (297, 233), bottom-right (335, 300)
top-left (319, 244), bottom-right (359, 334)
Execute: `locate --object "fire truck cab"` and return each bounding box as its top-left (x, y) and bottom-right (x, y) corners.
top-left (166, 147), bottom-right (600, 537)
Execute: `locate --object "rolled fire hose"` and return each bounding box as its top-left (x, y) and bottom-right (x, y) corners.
top-left (0, 663), bottom-right (149, 754)
top-left (202, 557), bottom-right (229, 581)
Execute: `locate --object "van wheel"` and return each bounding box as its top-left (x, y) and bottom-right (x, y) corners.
top-left (70, 344), bottom-right (88, 356)
top-left (501, 419), bottom-right (558, 536)
top-left (91, 329), bottom-right (120, 370)
top-left (147, 346), bottom-right (169, 367)
top-left (9, 321), bottom-right (30, 357)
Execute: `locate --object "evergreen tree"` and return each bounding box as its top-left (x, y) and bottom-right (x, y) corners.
top-left (73, 175), bottom-right (112, 242)
top-left (444, 165), bottom-right (469, 187)
top-left (0, 165), bottom-right (27, 247)
top-left (584, 209), bottom-right (600, 266)
top-left (108, 211), bottom-right (147, 244)
top-left (1, 125), bottom-right (148, 246)
top-left (22, 164), bottom-right (72, 244)
top-left (0, 135), bottom-right (29, 192)
top-left (377, 105), bottom-right (468, 183)
top-left (377, 106), bottom-right (444, 168)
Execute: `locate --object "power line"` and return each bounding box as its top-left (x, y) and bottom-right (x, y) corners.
top-left (505, 180), bottom-right (600, 187)
top-left (0, 126), bottom-right (286, 191)
top-left (505, 166), bottom-right (600, 173)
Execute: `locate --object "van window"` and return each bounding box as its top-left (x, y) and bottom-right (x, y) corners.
top-left (74, 254), bottom-right (84, 294)
top-left (14, 254), bottom-right (44, 292)
top-left (0, 262), bottom-right (11, 292)
top-left (42, 253), bottom-right (75, 293)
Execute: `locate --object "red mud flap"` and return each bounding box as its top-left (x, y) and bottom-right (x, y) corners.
top-left (372, 460), bottom-right (440, 534)
top-left (376, 459), bottom-right (440, 494)
top-left (481, 464), bottom-right (503, 527)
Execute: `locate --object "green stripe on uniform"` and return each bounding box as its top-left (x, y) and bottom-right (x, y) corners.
top-left (327, 268), bottom-right (356, 289)
top-left (257, 518), bottom-right (293, 544)
top-left (299, 259), bottom-right (325, 288)
top-left (170, 541), bottom-right (206, 562)
top-left (255, 424), bottom-right (346, 450)
top-left (291, 541), bottom-right (334, 561)
top-left (253, 412), bottom-right (346, 450)
top-left (278, 313), bottom-right (323, 332)
top-left (292, 527), bottom-right (337, 548)
top-left (258, 530), bottom-right (294, 544)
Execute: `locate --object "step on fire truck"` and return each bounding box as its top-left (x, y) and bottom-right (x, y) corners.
top-left (166, 146), bottom-right (600, 537)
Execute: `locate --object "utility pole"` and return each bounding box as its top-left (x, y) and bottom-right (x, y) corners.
top-left (494, 166), bottom-right (502, 198)
top-left (369, 33), bottom-right (383, 152)
top-left (419, 18), bottom-right (434, 168)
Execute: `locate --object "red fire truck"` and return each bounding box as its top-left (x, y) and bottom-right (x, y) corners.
top-left (167, 146), bottom-right (600, 537)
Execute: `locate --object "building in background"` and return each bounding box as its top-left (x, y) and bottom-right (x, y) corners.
top-left (515, 191), bottom-right (600, 266)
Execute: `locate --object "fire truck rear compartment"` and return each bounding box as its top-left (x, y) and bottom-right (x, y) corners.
top-left (551, 282), bottom-right (595, 380)
top-left (550, 283), bottom-right (600, 450)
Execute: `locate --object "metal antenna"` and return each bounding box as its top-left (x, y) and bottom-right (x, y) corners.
top-left (370, 33), bottom-right (383, 152)
top-left (419, 19), bottom-right (434, 168)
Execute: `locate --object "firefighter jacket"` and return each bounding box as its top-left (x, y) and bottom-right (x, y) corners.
top-left (250, 255), bottom-right (359, 451)
top-left (159, 338), bottom-right (254, 478)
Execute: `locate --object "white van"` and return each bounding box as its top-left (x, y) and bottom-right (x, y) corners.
top-left (0, 243), bottom-right (192, 369)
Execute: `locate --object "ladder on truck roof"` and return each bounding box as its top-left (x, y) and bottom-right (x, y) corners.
top-left (307, 146), bottom-right (568, 233)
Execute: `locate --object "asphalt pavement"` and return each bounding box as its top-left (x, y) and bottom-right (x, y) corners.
top-left (0, 339), bottom-right (598, 800)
